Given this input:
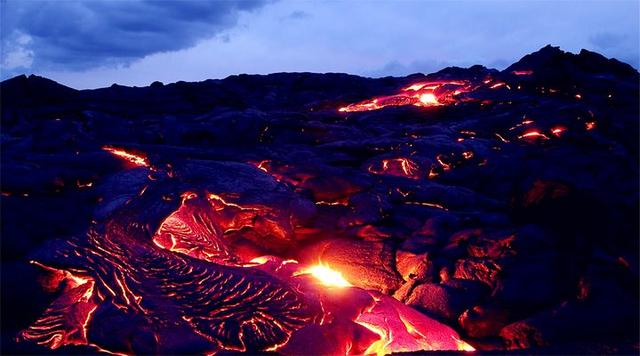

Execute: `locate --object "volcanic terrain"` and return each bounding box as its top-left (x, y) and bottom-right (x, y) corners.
top-left (1, 45), bottom-right (639, 354)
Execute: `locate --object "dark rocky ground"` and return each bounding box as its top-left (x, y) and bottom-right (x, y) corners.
top-left (1, 45), bottom-right (638, 354)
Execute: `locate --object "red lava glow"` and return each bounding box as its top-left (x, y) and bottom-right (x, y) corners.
top-left (152, 191), bottom-right (287, 265)
top-left (436, 154), bottom-right (453, 171)
top-left (518, 130), bottom-right (550, 141)
top-left (368, 158), bottom-right (421, 179)
top-left (277, 260), bottom-right (474, 355)
top-left (18, 262), bottom-right (99, 350)
top-left (21, 190), bottom-right (475, 355)
top-left (102, 146), bottom-right (150, 167)
top-left (338, 81), bottom-right (472, 112)
top-left (248, 160), bottom-right (307, 186)
top-left (249, 159), bottom-right (272, 173)
top-left (585, 121), bottom-right (596, 130)
top-left (294, 264), bottom-right (353, 287)
top-left (315, 197), bottom-right (350, 206)
top-left (512, 70), bottom-right (534, 76)
top-left (551, 126), bottom-right (567, 137)
top-left (76, 180), bottom-right (93, 188)
top-left (404, 201), bottom-right (448, 211)
top-left (495, 133), bottom-right (510, 143)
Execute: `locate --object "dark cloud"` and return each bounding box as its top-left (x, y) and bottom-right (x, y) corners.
top-left (1, 0), bottom-right (271, 71)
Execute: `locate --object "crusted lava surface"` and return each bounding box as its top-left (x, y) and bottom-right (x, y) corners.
top-left (1, 46), bottom-right (639, 354)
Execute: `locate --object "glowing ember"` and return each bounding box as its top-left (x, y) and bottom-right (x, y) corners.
top-left (102, 146), bottom-right (149, 167)
top-left (585, 121), bottom-right (596, 130)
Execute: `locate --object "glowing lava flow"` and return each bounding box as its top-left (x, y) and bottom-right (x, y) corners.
top-left (518, 130), bottom-right (550, 141)
top-left (338, 80), bottom-right (472, 112)
top-left (278, 261), bottom-right (475, 355)
top-left (21, 189), bottom-right (475, 355)
top-left (102, 146), bottom-right (150, 167)
top-left (368, 158), bottom-right (421, 180)
top-left (18, 262), bottom-right (99, 350)
top-left (551, 126), bottom-right (567, 137)
top-left (295, 264), bottom-right (353, 287)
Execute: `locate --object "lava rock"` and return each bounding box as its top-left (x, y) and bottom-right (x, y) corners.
top-left (405, 279), bottom-right (488, 322)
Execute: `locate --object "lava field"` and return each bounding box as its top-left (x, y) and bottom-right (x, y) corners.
top-left (1, 45), bottom-right (639, 354)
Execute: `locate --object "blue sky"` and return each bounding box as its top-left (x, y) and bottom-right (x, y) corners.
top-left (1, 0), bottom-right (638, 89)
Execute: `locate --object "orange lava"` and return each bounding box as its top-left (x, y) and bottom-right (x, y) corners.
top-left (22, 187), bottom-right (477, 355)
top-left (276, 260), bottom-right (474, 355)
top-left (102, 146), bottom-right (150, 167)
top-left (338, 80), bottom-right (473, 112)
top-left (19, 262), bottom-right (98, 350)
top-left (295, 264), bottom-right (353, 287)
top-left (518, 130), bottom-right (550, 140)
top-left (551, 126), bottom-right (567, 137)
top-left (368, 158), bottom-right (421, 179)
top-left (152, 191), bottom-right (287, 265)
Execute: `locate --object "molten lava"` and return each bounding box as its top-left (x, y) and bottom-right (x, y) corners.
top-left (368, 158), bottom-right (421, 180)
top-left (18, 262), bottom-right (98, 351)
top-left (102, 146), bottom-right (150, 167)
top-left (20, 190), bottom-right (474, 355)
top-left (551, 126), bottom-right (567, 137)
top-left (338, 80), bottom-right (473, 112)
top-left (518, 130), bottom-right (550, 141)
top-left (296, 264), bottom-right (353, 287)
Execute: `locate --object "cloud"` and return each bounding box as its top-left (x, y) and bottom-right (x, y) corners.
top-left (1, 0), bottom-right (272, 73)
top-left (1, 31), bottom-right (34, 71)
top-left (281, 10), bottom-right (310, 21)
top-left (5, 0), bottom-right (637, 88)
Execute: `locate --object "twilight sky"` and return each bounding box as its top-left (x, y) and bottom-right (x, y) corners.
top-left (1, 0), bottom-right (638, 89)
